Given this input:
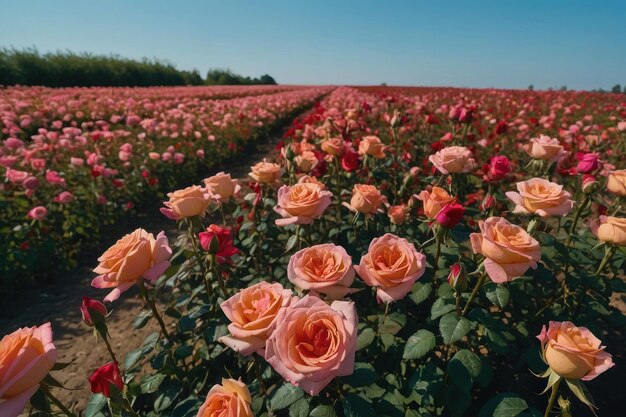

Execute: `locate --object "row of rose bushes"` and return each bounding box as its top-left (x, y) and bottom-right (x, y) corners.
top-left (2, 85), bottom-right (625, 417)
top-left (0, 86), bottom-right (330, 290)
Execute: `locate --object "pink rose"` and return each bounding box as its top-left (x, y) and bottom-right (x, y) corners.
top-left (524, 135), bottom-right (565, 162)
top-left (273, 183), bottom-right (332, 226)
top-left (264, 294), bottom-right (357, 395)
top-left (0, 323), bottom-right (57, 417)
top-left (288, 244), bottom-right (356, 299)
top-left (505, 178), bottom-right (574, 217)
top-left (5, 169), bottom-right (29, 184)
top-left (220, 282), bottom-right (293, 356)
top-left (27, 206), bottom-right (47, 221)
top-left (54, 191), bottom-right (74, 204)
top-left (354, 233), bottom-right (426, 303)
top-left (575, 152), bottom-right (601, 173)
top-left (538, 321), bottom-right (614, 381)
top-left (428, 146), bottom-right (475, 174)
top-left (196, 378), bottom-right (252, 417)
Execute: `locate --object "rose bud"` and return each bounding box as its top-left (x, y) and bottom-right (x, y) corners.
top-left (89, 362), bottom-right (124, 398)
top-left (447, 263), bottom-right (468, 292)
top-left (199, 225), bottom-right (239, 261)
top-left (582, 175), bottom-right (600, 194)
top-left (576, 152), bottom-right (601, 174)
top-left (435, 203), bottom-right (465, 229)
top-left (487, 155), bottom-right (511, 181)
top-left (481, 194), bottom-right (496, 212)
top-left (388, 205), bottom-right (409, 225)
top-left (80, 296), bottom-right (107, 327)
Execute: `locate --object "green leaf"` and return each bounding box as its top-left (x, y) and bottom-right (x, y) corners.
top-left (564, 379), bottom-right (595, 408)
top-left (344, 394), bottom-right (376, 417)
top-left (448, 349), bottom-right (482, 392)
top-left (133, 309), bottom-right (153, 329)
top-left (84, 394), bottom-right (107, 417)
top-left (479, 392), bottom-right (529, 417)
top-left (154, 382), bottom-right (182, 412)
top-left (286, 235), bottom-right (298, 252)
top-left (175, 344), bottom-right (193, 359)
top-left (356, 327), bottom-right (376, 351)
top-left (29, 387), bottom-right (51, 412)
top-left (289, 397), bottom-right (310, 417)
top-left (125, 348), bottom-right (143, 369)
top-left (171, 397), bottom-right (200, 417)
top-left (342, 362), bottom-right (378, 387)
top-left (141, 373), bottom-right (166, 394)
top-left (430, 298), bottom-right (456, 319)
top-left (403, 330), bottom-right (436, 360)
top-left (310, 405), bottom-right (338, 417)
top-left (439, 312), bottom-right (471, 344)
top-left (485, 284), bottom-right (510, 309)
top-left (409, 283), bottom-right (432, 306)
top-left (270, 384), bottom-right (304, 410)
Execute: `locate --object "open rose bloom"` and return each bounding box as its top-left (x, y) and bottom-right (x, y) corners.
top-left (161, 185), bottom-right (211, 220)
top-left (470, 217), bottom-right (541, 283)
top-left (249, 160), bottom-right (281, 184)
top-left (92, 228), bottom-right (172, 302)
top-left (273, 182), bottom-right (332, 226)
top-left (505, 178), bottom-right (574, 217)
top-left (0, 323), bottom-right (57, 417)
top-left (220, 282), bottom-right (294, 356)
top-left (197, 378), bottom-right (252, 417)
top-left (343, 184), bottom-right (388, 217)
top-left (590, 216), bottom-right (626, 246)
top-left (355, 233), bottom-right (426, 303)
top-left (204, 172), bottom-right (240, 203)
top-left (428, 146), bottom-right (475, 174)
top-left (606, 169), bottom-right (626, 196)
top-left (524, 135), bottom-right (565, 162)
top-left (264, 294), bottom-right (357, 395)
top-left (288, 244), bottom-right (356, 299)
top-left (358, 135), bottom-right (386, 158)
top-left (416, 186), bottom-right (456, 219)
top-left (538, 321), bottom-right (614, 380)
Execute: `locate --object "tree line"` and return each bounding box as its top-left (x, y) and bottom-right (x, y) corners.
top-left (0, 48), bottom-right (276, 87)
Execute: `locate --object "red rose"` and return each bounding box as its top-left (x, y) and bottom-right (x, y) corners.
top-left (80, 296), bottom-right (107, 327)
top-left (435, 203), bottom-right (465, 229)
top-left (89, 362), bottom-right (123, 398)
top-left (340, 146), bottom-right (359, 172)
top-left (576, 152), bottom-right (601, 174)
top-left (487, 155), bottom-right (511, 181)
top-left (199, 225), bottom-right (239, 262)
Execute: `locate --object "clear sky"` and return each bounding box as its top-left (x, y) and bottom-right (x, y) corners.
top-left (1, 0), bottom-right (625, 90)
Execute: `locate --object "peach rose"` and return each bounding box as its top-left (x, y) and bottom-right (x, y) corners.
top-left (590, 216), bottom-right (626, 246)
top-left (388, 205), bottom-right (409, 225)
top-left (470, 217), bottom-right (541, 284)
top-left (538, 321), bottom-right (614, 381)
top-left (524, 135), bottom-right (565, 162)
top-left (249, 160), bottom-right (281, 184)
top-left (343, 184), bottom-right (388, 217)
top-left (92, 228), bottom-right (172, 302)
top-left (505, 178), bottom-right (574, 217)
top-left (321, 137), bottom-right (344, 156)
top-left (415, 187), bottom-right (456, 219)
top-left (428, 146), bottom-right (475, 174)
top-left (0, 323), bottom-right (57, 417)
top-left (358, 135), bottom-right (386, 159)
top-left (288, 244), bottom-right (356, 299)
top-left (264, 294), bottom-right (357, 395)
top-left (297, 175), bottom-right (326, 189)
top-left (204, 172), bottom-right (240, 203)
top-left (354, 233), bottom-right (426, 303)
top-left (273, 183), bottom-right (333, 226)
top-left (219, 282), bottom-right (294, 356)
top-left (606, 169), bottom-right (626, 196)
top-left (196, 378), bottom-right (252, 417)
top-left (160, 185), bottom-right (211, 220)
top-left (294, 151), bottom-right (318, 173)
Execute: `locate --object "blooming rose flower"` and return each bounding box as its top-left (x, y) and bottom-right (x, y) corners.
top-left (340, 146), bottom-right (359, 172)
top-left (524, 135), bottom-right (565, 162)
top-left (354, 233), bottom-right (426, 303)
top-left (204, 172), bottom-right (240, 203)
top-left (199, 225), bottom-right (239, 262)
top-left (148, 152), bottom-right (160, 160)
top-left (160, 185), bottom-right (211, 220)
top-left (576, 152), bottom-right (601, 173)
top-left (89, 362), bottom-right (123, 398)
top-left (388, 205), bottom-right (409, 225)
top-left (486, 155), bottom-right (511, 181)
top-left (428, 146), bottom-right (475, 174)
top-left (505, 178), bottom-right (574, 217)
top-left (606, 169), bottom-right (626, 196)
top-left (220, 282), bottom-right (294, 356)
top-left (196, 378), bottom-right (252, 417)
top-left (343, 184), bottom-right (388, 217)
top-left (358, 135), bottom-right (386, 159)
top-left (590, 216), bottom-right (626, 246)
top-left (294, 150), bottom-right (319, 173)
top-left (416, 187), bottom-right (456, 219)
top-left (80, 296), bottom-right (108, 327)
top-left (5, 169), bottom-right (29, 184)
top-left (249, 160), bottom-right (281, 184)
top-left (0, 323), bottom-right (57, 417)
top-left (538, 321), bottom-right (614, 380)
top-left (27, 206), bottom-right (47, 221)
top-left (54, 191), bottom-right (74, 204)
top-left (288, 244), bottom-right (356, 299)
top-left (470, 217), bottom-right (541, 283)
top-left (297, 175), bottom-right (326, 189)
top-left (435, 203), bottom-right (465, 228)
top-left (273, 182), bottom-right (332, 226)
top-left (92, 228), bottom-right (172, 302)
top-left (321, 137), bottom-right (344, 156)
top-left (264, 294), bottom-right (357, 395)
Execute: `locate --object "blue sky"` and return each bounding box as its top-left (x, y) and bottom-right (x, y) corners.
top-left (1, 0), bottom-right (624, 90)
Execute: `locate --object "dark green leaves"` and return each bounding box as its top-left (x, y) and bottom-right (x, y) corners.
top-left (270, 384), bottom-right (304, 410)
top-left (480, 393), bottom-right (529, 417)
top-left (439, 313), bottom-right (471, 344)
top-left (403, 330), bottom-right (436, 360)
top-left (485, 284), bottom-right (510, 309)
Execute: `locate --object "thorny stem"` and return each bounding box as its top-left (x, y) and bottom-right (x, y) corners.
top-left (543, 377), bottom-right (562, 417)
top-left (462, 271), bottom-right (487, 316)
top-left (566, 195), bottom-right (590, 247)
top-left (138, 279), bottom-right (171, 341)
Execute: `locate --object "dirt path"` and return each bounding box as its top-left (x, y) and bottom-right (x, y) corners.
top-left (0, 114), bottom-right (290, 412)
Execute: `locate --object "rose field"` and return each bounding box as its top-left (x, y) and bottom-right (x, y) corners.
top-left (2, 84), bottom-right (626, 417)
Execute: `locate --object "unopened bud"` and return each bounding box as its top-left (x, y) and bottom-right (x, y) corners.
top-left (582, 175), bottom-right (600, 194)
top-left (481, 194), bottom-right (496, 211)
top-left (448, 263), bottom-right (468, 292)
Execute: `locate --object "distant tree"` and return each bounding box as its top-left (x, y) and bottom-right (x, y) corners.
top-left (528, 84), bottom-right (534, 91)
top-left (381, 82), bottom-right (388, 86)
top-left (611, 84), bottom-right (621, 94)
top-left (205, 69), bottom-right (276, 85)
top-left (559, 85), bottom-right (568, 91)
